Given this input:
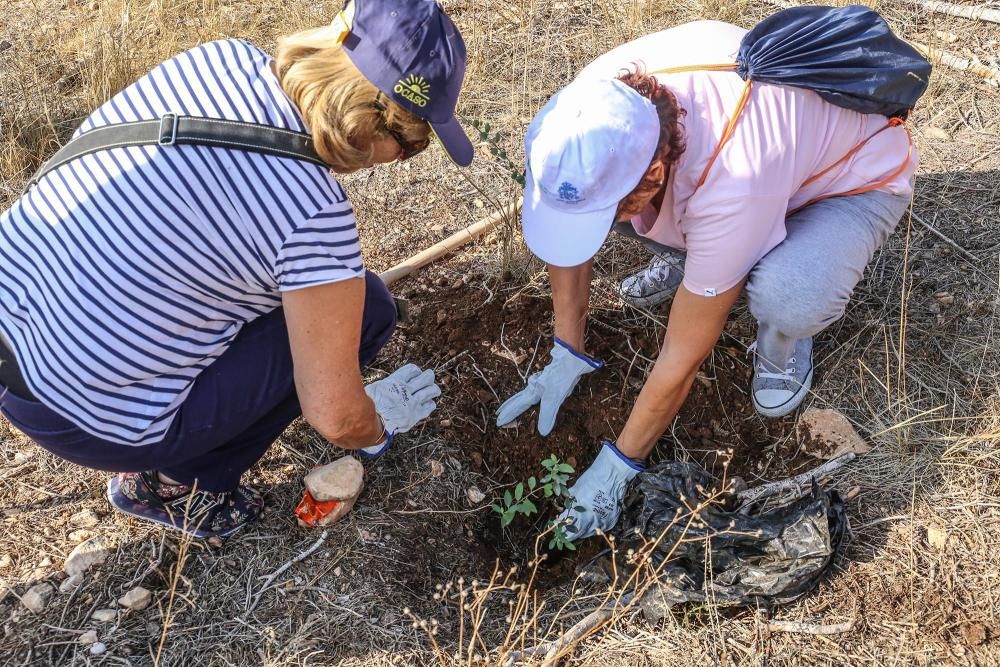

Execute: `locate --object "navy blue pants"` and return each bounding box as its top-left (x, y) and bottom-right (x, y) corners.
top-left (0, 272), bottom-right (396, 492)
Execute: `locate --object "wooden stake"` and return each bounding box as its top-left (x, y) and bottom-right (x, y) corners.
top-left (378, 199), bottom-right (522, 287)
top-left (904, 0), bottom-right (1000, 24)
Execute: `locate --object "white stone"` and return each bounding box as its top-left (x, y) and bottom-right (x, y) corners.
top-left (118, 586), bottom-right (152, 611)
top-left (69, 509), bottom-right (100, 529)
top-left (59, 574), bottom-right (84, 594)
top-left (0, 554), bottom-right (11, 569)
top-left (67, 529), bottom-right (93, 544)
top-left (91, 608), bottom-right (117, 623)
top-left (298, 457), bottom-right (365, 528)
top-left (430, 460), bottom-right (444, 478)
top-left (21, 583), bottom-right (53, 613)
top-left (78, 630), bottom-right (98, 645)
top-left (89, 642), bottom-right (107, 656)
top-left (927, 525), bottom-right (950, 550)
top-left (63, 536), bottom-right (111, 577)
top-left (466, 486), bottom-right (486, 504)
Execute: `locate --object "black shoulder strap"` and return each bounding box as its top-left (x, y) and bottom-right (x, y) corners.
top-left (27, 114), bottom-right (327, 190)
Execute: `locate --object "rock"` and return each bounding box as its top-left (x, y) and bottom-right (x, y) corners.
top-left (921, 126), bottom-right (951, 141)
top-left (207, 536), bottom-right (224, 548)
top-left (333, 566), bottom-right (342, 577)
top-left (927, 525), bottom-right (949, 550)
top-left (118, 586), bottom-right (152, 611)
top-left (429, 460), bottom-right (444, 478)
top-left (470, 451), bottom-right (483, 469)
top-left (79, 630), bottom-right (98, 645)
top-left (67, 529), bottom-right (92, 544)
top-left (146, 622), bottom-right (160, 637)
top-left (64, 536), bottom-right (111, 577)
top-left (0, 40), bottom-right (12, 52)
top-left (0, 554), bottom-right (11, 569)
top-left (90, 642), bottom-right (107, 656)
top-left (91, 608), bottom-right (117, 623)
top-left (59, 574), bottom-right (84, 594)
top-left (436, 309), bottom-right (448, 325)
top-left (451, 278), bottom-right (464, 290)
top-left (69, 509), bottom-right (100, 529)
top-left (958, 621), bottom-right (988, 647)
top-left (299, 457), bottom-right (365, 528)
top-left (21, 583), bottom-right (53, 613)
top-left (439, 419), bottom-right (452, 428)
top-left (466, 486), bottom-right (485, 504)
top-left (797, 408), bottom-right (871, 460)
top-left (933, 291), bottom-right (955, 306)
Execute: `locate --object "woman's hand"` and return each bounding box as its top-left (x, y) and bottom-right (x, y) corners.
top-left (495, 261), bottom-right (598, 435)
top-left (282, 278), bottom-right (384, 449)
top-left (616, 279), bottom-right (746, 460)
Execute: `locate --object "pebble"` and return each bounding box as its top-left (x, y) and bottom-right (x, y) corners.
top-left (333, 566), bottom-right (342, 577)
top-left (933, 291), bottom-right (955, 306)
top-left (429, 460), bottom-right (444, 478)
top-left (439, 418), bottom-right (452, 428)
top-left (796, 408), bottom-right (871, 460)
top-left (91, 608), bottom-right (117, 623)
top-left (451, 278), bottom-right (464, 289)
top-left (146, 622), bottom-right (160, 637)
top-left (0, 554), bottom-right (11, 569)
top-left (466, 486), bottom-right (485, 504)
top-left (207, 536), bottom-right (224, 548)
top-left (436, 309), bottom-right (448, 325)
top-left (69, 509), bottom-right (100, 529)
top-left (59, 574), bottom-right (84, 594)
top-left (78, 630), bottom-right (98, 646)
top-left (0, 39), bottom-right (12, 52)
top-left (470, 451), bottom-right (483, 468)
top-left (927, 525), bottom-right (949, 550)
top-left (64, 536), bottom-right (112, 577)
top-left (21, 583), bottom-right (53, 613)
top-left (67, 529), bottom-right (93, 544)
top-left (90, 642), bottom-right (107, 656)
top-left (119, 586), bottom-right (152, 611)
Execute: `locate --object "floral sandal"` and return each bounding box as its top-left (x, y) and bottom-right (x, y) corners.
top-left (107, 471), bottom-right (264, 539)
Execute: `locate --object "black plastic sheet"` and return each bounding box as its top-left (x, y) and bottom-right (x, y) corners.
top-left (580, 462), bottom-right (847, 623)
top-left (736, 5), bottom-right (932, 118)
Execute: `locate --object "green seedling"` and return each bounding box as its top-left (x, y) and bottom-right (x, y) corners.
top-left (465, 117), bottom-right (525, 186)
top-left (492, 454), bottom-right (578, 551)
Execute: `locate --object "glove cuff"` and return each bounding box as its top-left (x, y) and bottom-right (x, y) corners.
top-left (554, 337), bottom-right (604, 369)
top-left (600, 440), bottom-right (646, 473)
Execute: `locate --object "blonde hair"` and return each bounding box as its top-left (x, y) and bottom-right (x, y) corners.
top-left (274, 25), bottom-right (431, 173)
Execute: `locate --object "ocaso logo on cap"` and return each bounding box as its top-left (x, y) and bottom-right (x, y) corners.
top-left (395, 74), bottom-right (431, 108)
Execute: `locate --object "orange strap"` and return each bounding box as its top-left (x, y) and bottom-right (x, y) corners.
top-left (649, 64), bottom-right (913, 206)
top-left (294, 489), bottom-right (342, 528)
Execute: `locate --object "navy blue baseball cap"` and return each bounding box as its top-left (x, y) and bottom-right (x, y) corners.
top-left (337, 0), bottom-right (474, 166)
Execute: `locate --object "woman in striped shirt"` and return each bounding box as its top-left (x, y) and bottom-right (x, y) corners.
top-left (0, 0), bottom-right (473, 538)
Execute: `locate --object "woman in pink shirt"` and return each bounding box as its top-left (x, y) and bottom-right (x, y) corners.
top-left (494, 21), bottom-right (916, 541)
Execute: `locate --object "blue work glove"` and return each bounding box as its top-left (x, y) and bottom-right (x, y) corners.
top-left (360, 364), bottom-right (441, 458)
top-left (557, 441), bottom-right (645, 541)
top-left (495, 338), bottom-right (602, 436)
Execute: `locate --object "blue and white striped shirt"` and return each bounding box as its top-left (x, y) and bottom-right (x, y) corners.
top-left (0, 40), bottom-right (363, 445)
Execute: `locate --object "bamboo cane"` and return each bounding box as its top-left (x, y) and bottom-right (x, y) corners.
top-left (377, 199), bottom-right (522, 287)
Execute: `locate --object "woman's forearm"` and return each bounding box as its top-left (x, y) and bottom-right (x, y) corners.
top-left (549, 261), bottom-right (593, 353)
top-left (615, 363), bottom-right (697, 460)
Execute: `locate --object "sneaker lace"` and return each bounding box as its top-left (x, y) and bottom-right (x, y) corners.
top-left (748, 342), bottom-right (796, 382)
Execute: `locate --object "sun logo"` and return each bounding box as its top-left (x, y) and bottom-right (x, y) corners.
top-left (394, 74), bottom-right (431, 108)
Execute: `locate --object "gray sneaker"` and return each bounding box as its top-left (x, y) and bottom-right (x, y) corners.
top-left (619, 253), bottom-right (685, 308)
top-left (750, 337), bottom-right (813, 418)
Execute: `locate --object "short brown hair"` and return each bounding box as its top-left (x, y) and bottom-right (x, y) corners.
top-left (275, 26), bottom-right (432, 173)
top-left (614, 66), bottom-right (686, 219)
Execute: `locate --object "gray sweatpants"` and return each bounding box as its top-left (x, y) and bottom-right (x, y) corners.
top-left (616, 188), bottom-right (912, 368)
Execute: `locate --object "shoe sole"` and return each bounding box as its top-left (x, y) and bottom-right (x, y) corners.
top-left (620, 287), bottom-right (679, 309)
top-left (752, 365), bottom-right (814, 418)
top-left (106, 477), bottom-right (247, 539)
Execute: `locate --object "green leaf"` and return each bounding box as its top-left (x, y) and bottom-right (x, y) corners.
top-left (471, 119), bottom-right (481, 128)
top-left (557, 463), bottom-right (574, 474)
top-left (501, 512), bottom-right (514, 527)
top-left (520, 499), bottom-right (537, 515)
top-left (528, 476), bottom-right (537, 490)
top-left (548, 537), bottom-right (557, 550)
top-left (491, 503), bottom-right (503, 515)
top-left (543, 486), bottom-right (554, 498)
top-left (504, 490), bottom-right (513, 507)
top-left (542, 455), bottom-right (556, 468)
top-left (564, 540), bottom-right (576, 551)
top-left (515, 482), bottom-right (524, 500)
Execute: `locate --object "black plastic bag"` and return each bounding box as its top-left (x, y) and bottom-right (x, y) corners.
top-left (580, 462), bottom-right (847, 623)
top-left (736, 5), bottom-right (932, 118)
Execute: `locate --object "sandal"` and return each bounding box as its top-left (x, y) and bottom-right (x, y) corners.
top-left (106, 471), bottom-right (264, 538)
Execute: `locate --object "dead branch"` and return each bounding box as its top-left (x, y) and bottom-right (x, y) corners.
top-left (767, 619), bottom-right (856, 635)
top-left (908, 41), bottom-right (1000, 85)
top-left (737, 453), bottom-right (857, 505)
top-left (904, 0), bottom-right (1000, 24)
top-left (246, 529), bottom-right (328, 614)
top-left (503, 593), bottom-right (635, 666)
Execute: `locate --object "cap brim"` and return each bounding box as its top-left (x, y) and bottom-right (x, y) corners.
top-left (522, 178), bottom-right (615, 267)
top-left (430, 116), bottom-right (474, 167)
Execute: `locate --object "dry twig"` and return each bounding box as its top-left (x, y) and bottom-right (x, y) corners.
top-left (767, 619), bottom-right (856, 635)
top-left (246, 529), bottom-right (329, 614)
top-left (736, 453), bottom-right (857, 505)
top-left (903, 0), bottom-right (1000, 25)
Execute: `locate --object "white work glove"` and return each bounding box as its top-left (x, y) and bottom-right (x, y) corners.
top-left (360, 364), bottom-right (441, 458)
top-left (557, 441), bottom-right (645, 541)
top-left (495, 338), bottom-right (602, 436)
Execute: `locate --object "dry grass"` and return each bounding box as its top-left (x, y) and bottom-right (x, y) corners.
top-left (2, 0), bottom-right (1000, 665)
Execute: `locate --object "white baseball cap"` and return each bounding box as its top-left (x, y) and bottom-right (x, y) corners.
top-left (522, 78), bottom-right (660, 267)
